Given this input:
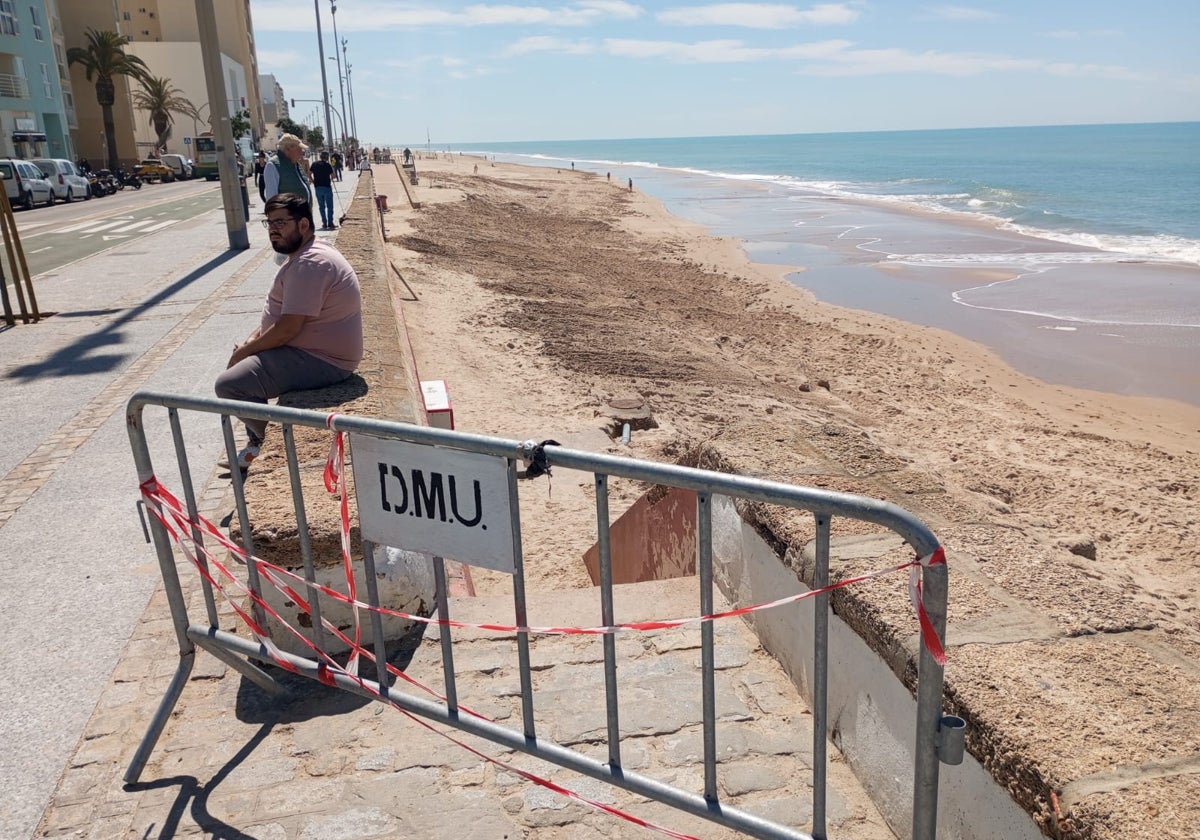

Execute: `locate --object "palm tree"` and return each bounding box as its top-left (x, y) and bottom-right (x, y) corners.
top-left (131, 76), bottom-right (195, 154)
top-left (67, 28), bottom-right (150, 170)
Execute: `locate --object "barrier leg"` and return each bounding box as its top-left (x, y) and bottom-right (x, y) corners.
top-left (124, 652), bottom-right (195, 784)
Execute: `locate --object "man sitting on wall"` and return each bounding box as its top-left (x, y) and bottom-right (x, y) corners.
top-left (215, 193), bottom-right (362, 470)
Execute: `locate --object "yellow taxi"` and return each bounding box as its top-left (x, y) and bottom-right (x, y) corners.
top-left (134, 158), bottom-right (175, 183)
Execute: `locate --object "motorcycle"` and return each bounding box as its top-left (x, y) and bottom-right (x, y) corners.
top-left (91, 169), bottom-right (117, 197)
top-left (94, 168), bottom-right (123, 191)
top-left (117, 168), bottom-right (143, 190)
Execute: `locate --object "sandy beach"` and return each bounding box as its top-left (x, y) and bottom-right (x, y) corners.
top-left (381, 152), bottom-right (1200, 838)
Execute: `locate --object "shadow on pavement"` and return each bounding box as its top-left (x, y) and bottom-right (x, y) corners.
top-left (123, 723), bottom-right (273, 840)
top-left (5, 249), bottom-right (244, 382)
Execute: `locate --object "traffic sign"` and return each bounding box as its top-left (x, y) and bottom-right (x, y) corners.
top-left (183, 136), bottom-right (192, 145)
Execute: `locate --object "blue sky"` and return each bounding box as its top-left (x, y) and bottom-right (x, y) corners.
top-left (247, 1), bottom-right (1200, 145)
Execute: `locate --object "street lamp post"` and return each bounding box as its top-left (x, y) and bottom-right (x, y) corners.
top-left (344, 52), bottom-right (358, 144)
top-left (330, 2), bottom-right (349, 146)
top-left (311, 0), bottom-right (335, 157)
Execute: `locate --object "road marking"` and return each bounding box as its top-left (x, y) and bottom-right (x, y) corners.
top-left (53, 217), bottom-right (134, 233)
top-left (30, 246), bottom-right (51, 254)
top-left (110, 219), bottom-right (156, 233)
top-left (139, 220), bottom-right (179, 233)
top-left (52, 218), bottom-right (180, 236)
top-left (101, 234), bottom-right (131, 241)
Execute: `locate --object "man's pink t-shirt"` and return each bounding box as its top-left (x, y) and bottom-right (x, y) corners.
top-left (260, 238), bottom-right (363, 371)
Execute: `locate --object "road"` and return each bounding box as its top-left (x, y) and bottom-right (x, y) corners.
top-left (11, 178), bottom-right (225, 276)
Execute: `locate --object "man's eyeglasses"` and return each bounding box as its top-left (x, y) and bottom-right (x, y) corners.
top-left (261, 217), bottom-right (295, 230)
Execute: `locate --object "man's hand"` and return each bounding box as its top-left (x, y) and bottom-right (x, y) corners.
top-left (227, 343), bottom-right (248, 369)
top-left (225, 315), bottom-right (307, 369)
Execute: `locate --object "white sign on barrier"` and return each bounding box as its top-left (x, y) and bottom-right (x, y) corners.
top-left (349, 433), bottom-right (515, 573)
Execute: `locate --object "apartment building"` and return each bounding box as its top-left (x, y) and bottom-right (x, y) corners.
top-left (0, 0), bottom-right (75, 160)
top-left (258, 72), bottom-right (287, 150)
top-left (60, 0), bottom-right (264, 165)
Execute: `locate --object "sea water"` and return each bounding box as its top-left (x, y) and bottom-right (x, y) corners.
top-left (449, 123), bottom-right (1200, 403)
top-left (453, 123), bottom-right (1199, 265)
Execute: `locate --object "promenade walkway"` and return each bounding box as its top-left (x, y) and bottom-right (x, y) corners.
top-left (18, 164), bottom-right (898, 839)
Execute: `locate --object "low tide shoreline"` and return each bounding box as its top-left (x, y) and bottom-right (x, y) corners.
top-left (464, 151), bottom-right (1200, 408)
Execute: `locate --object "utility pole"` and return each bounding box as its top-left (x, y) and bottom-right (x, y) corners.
top-left (330, 2), bottom-right (348, 146)
top-left (195, 0), bottom-right (248, 249)
top-left (312, 0), bottom-right (334, 149)
top-left (345, 54), bottom-right (358, 143)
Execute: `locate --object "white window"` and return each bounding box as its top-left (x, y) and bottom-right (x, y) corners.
top-left (29, 4), bottom-right (41, 39)
top-left (40, 62), bottom-right (50, 97)
top-left (0, 0), bottom-right (19, 35)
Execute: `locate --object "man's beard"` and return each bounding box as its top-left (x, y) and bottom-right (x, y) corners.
top-left (271, 230), bottom-right (304, 254)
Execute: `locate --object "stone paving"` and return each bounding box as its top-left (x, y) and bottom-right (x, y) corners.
top-left (37, 575), bottom-right (897, 840)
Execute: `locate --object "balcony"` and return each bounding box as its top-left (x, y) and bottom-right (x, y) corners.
top-left (0, 73), bottom-right (29, 99)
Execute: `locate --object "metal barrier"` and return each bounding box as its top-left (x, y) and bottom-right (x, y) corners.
top-left (125, 390), bottom-right (961, 839)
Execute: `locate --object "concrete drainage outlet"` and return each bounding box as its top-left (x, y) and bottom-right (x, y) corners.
top-left (600, 396), bottom-right (657, 442)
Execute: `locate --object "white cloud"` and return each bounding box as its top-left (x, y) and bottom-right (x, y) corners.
top-left (657, 3), bottom-right (858, 28)
top-left (922, 5), bottom-right (999, 21)
top-left (521, 35), bottom-right (1152, 84)
top-left (249, 0), bottom-right (643, 31)
top-left (799, 47), bottom-right (1149, 80)
top-left (1042, 62), bottom-right (1148, 81)
top-left (256, 49), bottom-right (305, 69)
top-left (574, 1), bottom-right (642, 18)
top-left (603, 37), bottom-right (850, 62)
top-left (503, 36), bottom-right (597, 55)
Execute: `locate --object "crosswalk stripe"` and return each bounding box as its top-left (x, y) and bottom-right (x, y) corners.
top-left (139, 220), bottom-right (179, 233)
top-left (51, 217), bottom-right (180, 235)
top-left (109, 219), bottom-right (157, 233)
top-left (77, 220), bottom-right (134, 233)
top-left (53, 218), bottom-right (131, 233)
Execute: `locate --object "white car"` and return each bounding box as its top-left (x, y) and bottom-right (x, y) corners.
top-left (33, 158), bottom-right (90, 201)
top-left (159, 153), bottom-right (193, 180)
top-left (0, 158), bottom-right (54, 209)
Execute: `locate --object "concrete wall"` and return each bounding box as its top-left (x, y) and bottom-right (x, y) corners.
top-left (708, 494), bottom-right (1042, 840)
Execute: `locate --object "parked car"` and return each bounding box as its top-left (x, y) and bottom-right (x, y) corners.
top-left (0, 158), bottom-right (54, 209)
top-left (134, 158), bottom-right (174, 183)
top-left (159, 153), bottom-right (192, 180)
top-left (32, 158), bottom-right (90, 201)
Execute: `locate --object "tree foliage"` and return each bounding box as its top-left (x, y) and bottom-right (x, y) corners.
top-left (230, 108), bottom-right (251, 140)
top-left (131, 76), bottom-right (195, 153)
top-left (276, 116), bottom-right (304, 137)
top-left (67, 28), bottom-right (150, 169)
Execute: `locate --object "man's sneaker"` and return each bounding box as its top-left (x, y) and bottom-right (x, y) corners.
top-left (217, 445), bottom-right (261, 470)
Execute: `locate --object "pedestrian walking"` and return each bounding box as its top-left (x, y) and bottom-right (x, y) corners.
top-left (253, 151), bottom-right (267, 202)
top-left (310, 151), bottom-right (336, 230)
